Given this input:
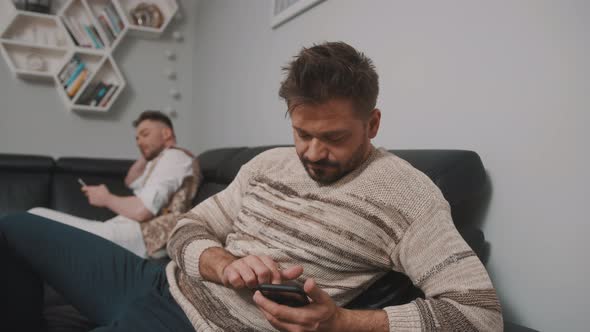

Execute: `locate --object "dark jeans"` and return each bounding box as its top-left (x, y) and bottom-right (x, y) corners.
top-left (0, 212), bottom-right (194, 332)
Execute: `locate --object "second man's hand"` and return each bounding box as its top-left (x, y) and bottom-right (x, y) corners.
top-left (82, 184), bottom-right (112, 207)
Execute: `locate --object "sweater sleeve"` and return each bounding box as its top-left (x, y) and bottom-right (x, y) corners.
top-left (384, 197), bottom-right (503, 331)
top-left (166, 164), bottom-right (252, 279)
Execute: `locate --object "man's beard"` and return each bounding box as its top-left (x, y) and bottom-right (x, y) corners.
top-left (143, 146), bottom-right (165, 161)
top-left (299, 141), bottom-right (369, 185)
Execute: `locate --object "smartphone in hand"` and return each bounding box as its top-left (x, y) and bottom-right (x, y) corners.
top-left (256, 284), bottom-right (310, 307)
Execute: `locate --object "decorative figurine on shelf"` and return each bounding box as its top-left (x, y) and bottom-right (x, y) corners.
top-left (25, 53), bottom-right (46, 72)
top-left (130, 3), bottom-right (164, 28)
top-left (21, 0), bottom-right (52, 14)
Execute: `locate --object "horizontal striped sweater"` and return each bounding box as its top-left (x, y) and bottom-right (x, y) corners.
top-left (166, 147), bottom-right (503, 331)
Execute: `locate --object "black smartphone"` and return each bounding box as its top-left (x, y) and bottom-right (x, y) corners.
top-left (256, 284), bottom-right (310, 307)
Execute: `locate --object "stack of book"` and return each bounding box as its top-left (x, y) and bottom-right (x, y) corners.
top-left (62, 12), bottom-right (105, 49)
top-left (58, 56), bottom-right (91, 98)
top-left (77, 81), bottom-right (119, 107)
top-left (95, 2), bottom-right (125, 45)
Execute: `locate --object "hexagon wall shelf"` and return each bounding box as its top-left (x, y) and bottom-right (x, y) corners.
top-left (0, 0), bottom-right (178, 113)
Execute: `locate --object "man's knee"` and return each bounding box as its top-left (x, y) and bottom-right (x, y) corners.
top-left (0, 212), bottom-right (48, 243)
top-left (0, 212), bottom-right (32, 231)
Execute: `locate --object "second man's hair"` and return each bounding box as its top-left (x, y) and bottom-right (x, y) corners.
top-left (132, 110), bottom-right (174, 131)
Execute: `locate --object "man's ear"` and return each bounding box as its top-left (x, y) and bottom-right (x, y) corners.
top-left (367, 109), bottom-right (381, 139)
top-left (162, 127), bottom-right (173, 141)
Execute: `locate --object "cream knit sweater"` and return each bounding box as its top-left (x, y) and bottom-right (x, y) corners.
top-left (165, 147), bottom-right (503, 331)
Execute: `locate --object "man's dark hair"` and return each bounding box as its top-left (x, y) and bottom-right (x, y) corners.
top-left (279, 41), bottom-right (379, 117)
top-left (132, 110), bottom-right (174, 131)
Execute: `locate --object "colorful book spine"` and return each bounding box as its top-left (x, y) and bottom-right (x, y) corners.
top-left (64, 17), bottom-right (84, 47)
top-left (64, 62), bottom-right (86, 88)
top-left (99, 85), bottom-right (119, 107)
top-left (101, 6), bottom-right (119, 36)
top-left (58, 57), bottom-right (80, 83)
top-left (62, 17), bottom-right (80, 47)
top-left (67, 69), bottom-right (89, 98)
top-left (72, 17), bottom-right (92, 48)
top-left (83, 82), bottom-right (106, 105)
top-left (104, 5), bottom-right (123, 33)
top-left (90, 84), bottom-right (109, 106)
top-left (84, 25), bottom-right (103, 49)
top-left (97, 14), bottom-right (116, 41)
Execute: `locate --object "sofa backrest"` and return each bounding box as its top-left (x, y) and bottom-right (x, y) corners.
top-left (1, 147), bottom-right (489, 230)
top-left (52, 158), bottom-right (134, 220)
top-left (193, 146), bottom-right (289, 205)
top-left (192, 146), bottom-right (490, 309)
top-left (194, 146), bottom-right (489, 229)
top-left (0, 154), bottom-right (54, 217)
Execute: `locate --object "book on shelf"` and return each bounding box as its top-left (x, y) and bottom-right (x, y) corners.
top-left (66, 8), bottom-right (104, 50)
top-left (99, 85), bottom-right (119, 107)
top-left (58, 56), bottom-right (80, 83)
top-left (77, 81), bottom-right (99, 105)
top-left (97, 14), bottom-right (116, 43)
top-left (62, 17), bottom-right (80, 47)
top-left (67, 69), bottom-right (89, 98)
top-left (84, 25), bottom-right (104, 49)
top-left (63, 16), bottom-right (91, 48)
top-left (104, 4), bottom-right (124, 32)
top-left (90, 83), bottom-right (111, 106)
top-left (59, 55), bottom-right (95, 99)
top-left (63, 62), bottom-right (86, 88)
top-left (81, 82), bottom-right (106, 105)
top-left (76, 81), bottom-right (119, 107)
top-left (74, 19), bottom-right (94, 48)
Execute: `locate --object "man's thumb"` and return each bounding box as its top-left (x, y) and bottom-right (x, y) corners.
top-left (304, 278), bottom-right (328, 304)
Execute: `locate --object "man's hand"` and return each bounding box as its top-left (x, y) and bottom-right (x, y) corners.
top-left (125, 157), bottom-right (147, 187)
top-left (254, 278), bottom-right (343, 332)
top-left (82, 184), bottom-right (112, 207)
top-left (220, 254), bottom-right (304, 289)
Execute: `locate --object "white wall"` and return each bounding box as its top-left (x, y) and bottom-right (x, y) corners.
top-left (0, 0), bottom-right (196, 159)
top-left (189, 1), bottom-right (590, 331)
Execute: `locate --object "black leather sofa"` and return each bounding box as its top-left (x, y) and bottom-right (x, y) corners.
top-left (0, 147), bottom-right (536, 332)
top-left (0, 154), bottom-right (134, 221)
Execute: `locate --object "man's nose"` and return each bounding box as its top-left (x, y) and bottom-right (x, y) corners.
top-left (305, 138), bottom-right (327, 162)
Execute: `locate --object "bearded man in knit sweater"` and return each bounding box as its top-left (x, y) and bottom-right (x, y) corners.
top-left (0, 41), bottom-right (502, 331)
